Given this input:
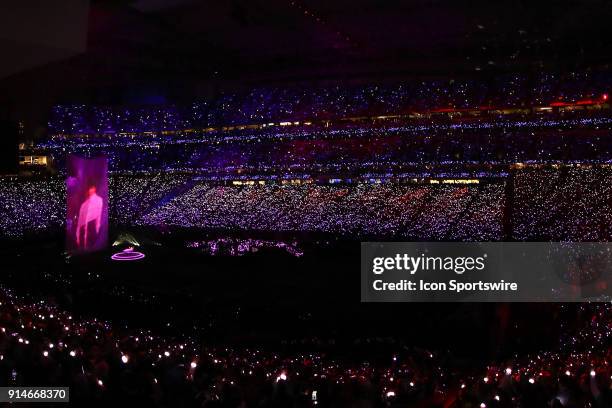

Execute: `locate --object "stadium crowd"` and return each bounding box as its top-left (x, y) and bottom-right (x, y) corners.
top-left (513, 168), bottom-right (612, 241)
top-left (41, 115), bottom-right (612, 175)
top-left (7, 166), bottom-right (612, 242)
top-left (0, 174), bottom-right (506, 240)
top-left (5, 167), bottom-right (612, 241)
top-left (47, 71), bottom-right (610, 134)
top-left (0, 286), bottom-right (610, 407)
top-left (4, 7), bottom-right (611, 407)
top-left (185, 238), bottom-right (304, 257)
top-left (0, 177), bottom-right (64, 238)
top-left (137, 183), bottom-right (505, 241)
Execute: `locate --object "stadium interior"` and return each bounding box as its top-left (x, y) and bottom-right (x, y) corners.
top-left (0, 1), bottom-right (611, 407)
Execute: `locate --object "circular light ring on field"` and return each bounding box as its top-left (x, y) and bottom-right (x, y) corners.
top-left (111, 247), bottom-right (145, 261)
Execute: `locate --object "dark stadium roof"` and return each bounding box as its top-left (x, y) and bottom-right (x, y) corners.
top-left (95, 0), bottom-right (612, 81)
top-left (0, 0), bottom-right (611, 137)
top-left (3, 0), bottom-right (612, 83)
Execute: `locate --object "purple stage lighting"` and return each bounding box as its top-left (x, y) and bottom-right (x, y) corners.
top-left (66, 155), bottom-right (109, 254)
top-left (111, 247), bottom-right (145, 261)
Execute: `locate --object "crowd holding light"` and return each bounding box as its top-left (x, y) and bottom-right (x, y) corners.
top-left (0, 70), bottom-right (611, 407)
top-left (138, 182), bottom-right (505, 240)
top-left (7, 168), bottom-right (612, 241)
top-left (40, 70), bottom-right (612, 179)
top-left (185, 238), bottom-right (304, 257)
top-left (513, 168), bottom-right (612, 241)
top-left (42, 116), bottom-right (612, 176)
top-left (13, 73), bottom-right (611, 242)
top-left (0, 177), bottom-right (64, 238)
top-left (109, 173), bottom-right (193, 225)
top-left (0, 175), bottom-right (499, 240)
top-left (0, 286), bottom-right (610, 407)
top-left (47, 71), bottom-right (610, 135)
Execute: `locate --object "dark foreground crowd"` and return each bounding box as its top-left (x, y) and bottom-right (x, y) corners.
top-left (0, 287), bottom-right (610, 407)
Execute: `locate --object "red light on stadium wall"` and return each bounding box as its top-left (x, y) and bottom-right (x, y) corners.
top-left (604, 94), bottom-right (609, 101)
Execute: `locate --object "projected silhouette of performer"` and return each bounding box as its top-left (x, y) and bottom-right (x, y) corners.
top-left (76, 185), bottom-right (103, 249)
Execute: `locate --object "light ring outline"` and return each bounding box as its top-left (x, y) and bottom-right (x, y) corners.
top-left (111, 247), bottom-right (145, 261)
